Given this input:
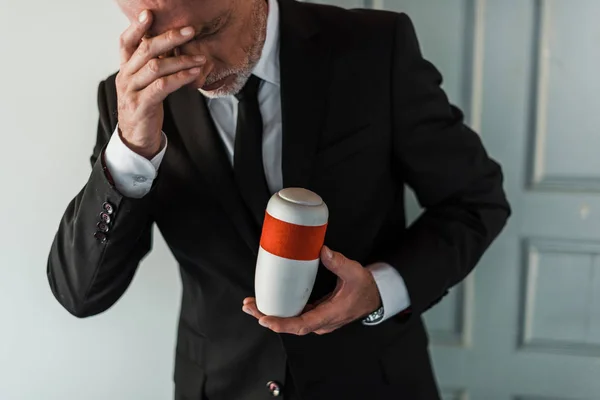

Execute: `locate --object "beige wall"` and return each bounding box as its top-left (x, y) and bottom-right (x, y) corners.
top-left (0, 1), bottom-right (181, 398)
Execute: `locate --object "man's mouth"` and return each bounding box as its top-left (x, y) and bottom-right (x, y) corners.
top-left (202, 74), bottom-right (235, 91)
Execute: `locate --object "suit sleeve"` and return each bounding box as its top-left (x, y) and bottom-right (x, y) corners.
top-left (47, 78), bottom-right (155, 318)
top-left (382, 14), bottom-right (511, 319)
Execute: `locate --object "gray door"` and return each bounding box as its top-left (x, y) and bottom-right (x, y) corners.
top-left (306, 0), bottom-right (600, 398)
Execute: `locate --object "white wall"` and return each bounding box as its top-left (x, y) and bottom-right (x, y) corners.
top-left (0, 1), bottom-right (181, 399)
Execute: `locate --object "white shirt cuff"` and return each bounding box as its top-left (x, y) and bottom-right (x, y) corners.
top-left (363, 262), bottom-right (411, 325)
top-left (104, 125), bottom-right (168, 199)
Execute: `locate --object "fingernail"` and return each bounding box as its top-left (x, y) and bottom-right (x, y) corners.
top-left (242, 307), bottom-right (252, 315)
top-left (324, 246), bottom-right (333, 260)
top-left (138, 11), bottom-right (148, 23)
top-left (193, 55), bottom-right (206, 63)
top-left (180, 27), bottom-right (194, 36)
top-left (189, 67), bottom-right (201, 74)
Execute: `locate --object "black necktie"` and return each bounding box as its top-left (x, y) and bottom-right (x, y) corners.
top-left (234, 75), bottom-right (271, 228)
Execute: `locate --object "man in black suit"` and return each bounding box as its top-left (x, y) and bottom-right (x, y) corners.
top-left (47, 0), bottom-right (510, 398)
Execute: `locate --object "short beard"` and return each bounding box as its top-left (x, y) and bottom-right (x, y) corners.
top-left (199, 0), bottom-right (267, 98)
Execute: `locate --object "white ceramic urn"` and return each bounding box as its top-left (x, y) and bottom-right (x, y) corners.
top-left (254, 188), bottom-right (329, 317)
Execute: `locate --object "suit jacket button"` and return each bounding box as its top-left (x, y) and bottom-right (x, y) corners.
top-left (102, 202), bottom-right (115, 215)
top-left (97, 222), bottom-right (109, 233)
top-left (99, 212), bottom-right (111, 224)
top-left (266, 381), bottom-right (282, 397)
top-left (94, 232), bottom-right (108, 243)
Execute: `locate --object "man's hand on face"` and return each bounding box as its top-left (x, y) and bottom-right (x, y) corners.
top-left (115, 10), bottom-right (210, 159)
top-left (242, 246), bottom-right (383, 336)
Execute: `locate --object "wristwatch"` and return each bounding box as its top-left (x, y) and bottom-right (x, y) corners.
top-left (362, 305), bottom-right (385, 325)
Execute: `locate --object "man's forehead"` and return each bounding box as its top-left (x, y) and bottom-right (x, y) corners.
top-left (121, 0), bottom-right (234, 36)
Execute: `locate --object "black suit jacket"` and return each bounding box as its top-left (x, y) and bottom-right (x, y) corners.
top-left (47, 1), bottom-right (510, 399)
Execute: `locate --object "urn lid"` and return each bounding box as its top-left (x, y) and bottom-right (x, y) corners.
top-left (266, 188), bottom-right (329, 227)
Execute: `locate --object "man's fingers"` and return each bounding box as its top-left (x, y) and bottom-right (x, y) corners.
top-left (243, 296), bottom-right (345, 336)
top-left (120, 10), bottom-right (152, 65)
top-left (242, 299), bottom-right (266, 319)
top-left (126, 26), bottom-right (196, 76)
top-left (262, 304), bottom-right (336, 336)
top-left (129, 55), bottom-right (206, 91)
top-left (139, 67), bottom-right (203, 107)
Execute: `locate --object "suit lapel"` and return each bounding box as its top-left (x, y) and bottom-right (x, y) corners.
top-left (279, 0), bottom-right (332, 190)
top-left (166, 87), bottom-right (260, 255)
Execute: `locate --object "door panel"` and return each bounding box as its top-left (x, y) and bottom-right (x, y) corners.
top-left (306, 0), bottom-right (600, 398)
top-left (531, 0), bottom-right (600, 190)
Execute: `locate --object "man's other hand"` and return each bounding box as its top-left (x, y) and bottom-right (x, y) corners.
top-left (242, 246), bottom-right (382, 336)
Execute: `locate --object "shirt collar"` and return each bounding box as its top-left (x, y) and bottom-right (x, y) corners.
top-left (251, 0), bottom-right (280, 86)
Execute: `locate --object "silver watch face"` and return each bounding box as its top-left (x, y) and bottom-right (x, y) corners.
top-left (363, 306), bottom-right (384, 324)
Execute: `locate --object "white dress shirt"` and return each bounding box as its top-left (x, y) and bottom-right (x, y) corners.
top-left (104, 0), bottom-right (410, 324)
